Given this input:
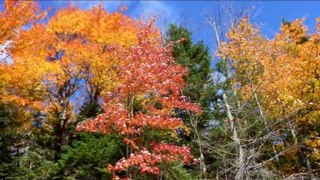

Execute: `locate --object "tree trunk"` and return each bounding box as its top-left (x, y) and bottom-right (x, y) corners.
top-left (223, 94), bottom-right (245, 180)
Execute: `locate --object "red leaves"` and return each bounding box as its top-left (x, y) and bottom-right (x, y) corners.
top-left (111, 151), bottom-right (161, 175)
top-left (161, 95), bottom-right (202, 115)
top-left (77, 20), bottom-right (201, 178)
top-left (108, 143), bottom-right (196, 176)
top-left (76, 104), bottom-right (183, 136)
top-left (151, 143), bottom-right (194, 164)
top-left (77, 24), bottom-right (201, 135)
top-left (76, 103), bottom-right (128, 134)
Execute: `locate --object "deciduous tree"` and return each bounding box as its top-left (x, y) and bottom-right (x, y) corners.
top-left (77, 21), bottom-right (201, 179)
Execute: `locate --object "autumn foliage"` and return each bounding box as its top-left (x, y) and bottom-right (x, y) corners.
top-left (1, 2), bottom-right (199, 178)
top-left (77, 22), bottom-right (200, 178)
top-left (3, 0), bottom-right (320, 179)
top-left (0, 0), bottom-right (47, 44)
top-left (110, 143), bottom-right (194, 175)
top-left (219, 17), bottom-right (320, 176)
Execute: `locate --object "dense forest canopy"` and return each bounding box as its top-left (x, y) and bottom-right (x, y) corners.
top-left (0, 1), bottom-right (320, 179)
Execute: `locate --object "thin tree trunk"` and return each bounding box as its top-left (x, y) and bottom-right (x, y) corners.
top-left (223, 94), bottom-right (245, 180)
top-left (191, 118), bottom-right (207, 179)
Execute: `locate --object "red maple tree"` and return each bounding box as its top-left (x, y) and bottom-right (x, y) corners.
top-left (77, 21), bottom-right (201, 179)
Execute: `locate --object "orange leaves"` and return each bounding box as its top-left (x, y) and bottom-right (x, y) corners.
top-left (44, 5), bottom-right (142, 97)
top-left (261, 19), bottom-right (320, 117)
top-left (3, 3), bottom-right (146, 113)
top-left (0, 3), bottom-right (148, 136)
top-left (0, 0), bottom-right (47, 43)
top-left (220, 18), bottom-right (264, 61)
top-left (1, 2), bottom-right (199, 178)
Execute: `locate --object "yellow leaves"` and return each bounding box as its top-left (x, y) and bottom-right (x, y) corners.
top-left (218, 18), bottom-right (266, 99)
top-left (277, 18), bottom-right (308, 44)
top-left (48, 6), bottom-right (140, 48)
top-left (226, 18), bottom-right (259, 40)
top-left (88, 12), bottom-right (140, 47)
top-left (297, 110), bottom-right (320, 125)
top-left (304, 131), bottom-right (320, 161)
top-left (305, 139), bottom-right (320, 149)
top-left (42, 5), bottom-right (144, 97)
top-left (221, 17), bottom-right (320, 172)
top-left (220, 17), bottom-right (320, 120)
top-left (219, 18), bottom-right (264, 66)
top-left (48, 7), bottom-right (92, 35)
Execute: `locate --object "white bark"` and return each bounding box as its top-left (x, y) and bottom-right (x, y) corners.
top-left (222, 94), bottom-right (245, 180)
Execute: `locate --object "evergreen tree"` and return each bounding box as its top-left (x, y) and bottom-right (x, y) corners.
top-left (165, 24), bottom-right (216, 127)
top-left (165, 24), bottom-right (217, 136)
top-left (59, 133), bottom-right (124, 179)
top-left (0, 104), bottom-right (16, 178)
top-left (165, 24), bottom-right (218, 178)
top-left (165, 24), bottom-right (214, 116)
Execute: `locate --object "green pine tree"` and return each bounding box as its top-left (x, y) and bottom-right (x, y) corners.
top-left (58, 98), bottom-right (125, 180)
top-left (165, 24), bottom-right (217, 132)
top-left (59, 133), bottom-right (124, 180)
top-left (165, 24), bottom-right (219, 178)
